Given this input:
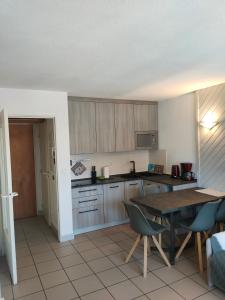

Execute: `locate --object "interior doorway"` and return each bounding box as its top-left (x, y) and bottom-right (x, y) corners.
top-left (8, 118), bottom-right (59, 230)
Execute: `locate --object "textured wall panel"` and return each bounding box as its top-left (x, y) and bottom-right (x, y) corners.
top-left (198, 83), bottom-right (225, 191)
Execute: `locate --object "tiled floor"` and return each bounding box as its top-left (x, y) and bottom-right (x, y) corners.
top-left (1, 217), bottom-right (225, 300)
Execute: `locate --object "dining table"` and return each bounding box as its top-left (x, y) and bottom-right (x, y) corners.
top-left (131, 188), bottom-right (224, 264)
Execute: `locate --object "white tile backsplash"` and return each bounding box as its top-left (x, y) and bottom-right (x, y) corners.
top-left (70, 151), bottom-right (150, 180)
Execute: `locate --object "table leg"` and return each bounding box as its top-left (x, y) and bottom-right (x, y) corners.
top-left (169, 212), bottom-right (176, 265)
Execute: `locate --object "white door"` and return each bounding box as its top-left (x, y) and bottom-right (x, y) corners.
top-left (0, 109), bottom-right (17, 284)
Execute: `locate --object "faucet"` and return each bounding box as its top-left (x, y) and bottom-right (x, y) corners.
top-left (130, 161), bottom-right (136, 174)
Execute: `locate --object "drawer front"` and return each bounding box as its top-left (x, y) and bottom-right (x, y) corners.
top-left (72, 194), bottom-right (103, 209)
top-left (73, 204), bottom-right (104, 229)
top-left (72, 185), bottom-right (103, 198)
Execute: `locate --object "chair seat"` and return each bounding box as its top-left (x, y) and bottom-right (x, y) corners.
top-left (146, 219), bottom-right (168, 235)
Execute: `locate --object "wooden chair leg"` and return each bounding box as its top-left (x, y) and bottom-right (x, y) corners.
top-left (175, 232), bottom-right (192, 260)
top-left (143, 236), bottom-right (148, 278)
top-left (158, 217), bottom-right (162, 247)
top-left (219, 222), bottom-right (224, 232)
top-left (196, 232), bottom-right (203, 273)
top-left (152, 235), bottom-right (171, 267)
top-left (125, 234), bottom-right (141, 263)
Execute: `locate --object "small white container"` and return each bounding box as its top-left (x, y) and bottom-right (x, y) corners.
top-left (102, 166), bottom-right (110, 179)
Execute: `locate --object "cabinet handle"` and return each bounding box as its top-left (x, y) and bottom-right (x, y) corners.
top-left (79, 198), bottom-right (97, 204)
top-left (79, 208), bottom-right (98, 214)
top-left (129, 183), bottom-right (138, 186)
top-left (79, 189), bottom-right (97, 193)
top-left (110, 185), bottom-right (119, 189)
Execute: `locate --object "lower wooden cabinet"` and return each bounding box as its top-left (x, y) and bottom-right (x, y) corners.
top-left (125, 180), bottom-right (143, 201)
top-left (73, 204), bottom-right (104, 229)
top-left (103, 182), bottom-right (127, 223)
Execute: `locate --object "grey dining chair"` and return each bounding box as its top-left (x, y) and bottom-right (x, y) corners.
top-left (216, 200), bottom-right (225, 232)
top-left (175, 200), bottom-right (221, 273)
top-left (123, 201), bottom-right (171, 278)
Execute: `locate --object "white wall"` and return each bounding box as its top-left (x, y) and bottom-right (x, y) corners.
top-left (71, 151), bottom-right (150, 180)
top-left (158, 93), bottom-right (198, 175)
top-left (0, 88), bottom-right (73, 241)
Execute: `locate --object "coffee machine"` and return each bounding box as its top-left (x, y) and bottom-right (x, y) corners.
top-left (180, 163), bottom-right (194, 181)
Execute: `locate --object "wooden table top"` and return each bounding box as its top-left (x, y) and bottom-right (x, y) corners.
top-left (132, 188), bottom-right (223, 215)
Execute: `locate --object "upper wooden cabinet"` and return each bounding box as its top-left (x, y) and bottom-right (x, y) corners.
top-left (134, 104), bottom-right (158, 131)
top-left (96, 103), bottom-right (115, 153)
top-left (115, 103), bottom-right (135, 152)
top-left (69, 101), bottom-right (96, 154)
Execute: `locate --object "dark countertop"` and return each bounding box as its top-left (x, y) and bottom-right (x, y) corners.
top-left (71, 172), bottom-right (197, 189)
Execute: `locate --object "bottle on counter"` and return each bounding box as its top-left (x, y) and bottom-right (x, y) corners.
top-left (91, 166), bottom-right (97, 183)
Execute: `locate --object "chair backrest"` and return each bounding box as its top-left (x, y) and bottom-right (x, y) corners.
top-left (190, 200), bottom-right (222, 232)
top-left (123, 201), bottom-right (152, 236)
top-left (216, 200), bottom-right (225, 222)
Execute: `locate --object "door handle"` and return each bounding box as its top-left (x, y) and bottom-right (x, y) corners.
top-left (1, 192), bottom-right (19, 198)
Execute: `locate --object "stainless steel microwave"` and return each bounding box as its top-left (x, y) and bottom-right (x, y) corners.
top-left (135, 131), bottom-right (158, 150)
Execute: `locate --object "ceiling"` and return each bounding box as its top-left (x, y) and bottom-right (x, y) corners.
top-left (0, 1), bottom-right (225, 101)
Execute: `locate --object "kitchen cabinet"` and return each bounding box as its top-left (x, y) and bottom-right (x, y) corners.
top-left (96, 102), bottom-right (115, 153)
top-left (103, 182), bottom-right (126, 223)
top-left (115, 104), bottom-right (135, 152)
top-left (125, 180), bottom-right (143, 201)
top-left (69, 101), bottom-right (96, 154)
top-left (72, 185), bottom-right (104, 230)
top-left (143, 180), bottom-right (169, 195)
top-left (134, 104), bottom-right (158, 131)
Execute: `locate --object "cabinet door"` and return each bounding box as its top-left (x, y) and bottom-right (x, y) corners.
top-left (134, 104), bottom-right (158, 131)
top-left (69, 101), bottom-right (96, 154)
top-left (103, 182), bottom-right (126, 223)
top-left (125, 180), bottom-right (143, 201)
top-left (96, 103), bottom-right (115, 153)
top-left (115, 104), bottom-right (135, 152)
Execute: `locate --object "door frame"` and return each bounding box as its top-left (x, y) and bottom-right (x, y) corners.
top-left (7, 114), bottom-right (60, 240)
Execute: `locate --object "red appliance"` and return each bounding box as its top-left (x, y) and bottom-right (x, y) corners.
top-left (171, 165), bottom-right (180, 178)
top-left (180, 163), bottom-right (193, 180)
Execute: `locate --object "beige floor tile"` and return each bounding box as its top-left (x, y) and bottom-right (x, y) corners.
top-left (80, 288), bottom-right (114, 300)
top-left (108, 232), bottom-right (130, 242)
top-left (59, 253), bottom-right (84, 268)
top-left (119, 261), bottom-right (143, 278)
top-left (190, 272), bottom-right (212, 290)
top-left (87, 231), bottom-right (106, 240)
top-left (88, 257), bottom-right (115, 273)
top-left (16, 246), bottom-right (30, 258)
top-left (153, 266), bottom-right (186, 284)
top-left (175, 258), bottom-right (197, 276)
top-left (147, 286), bottom-right (183, 300)
top-left (108, 279), bottom-right (142, 300)
top-left (170, 277), bottom-right (208, 300)
top-left (36, 259), bottom-right (62, 275)
top-left (72, 274), bottom-right (104, 296)
top-left (74, 240), bottom-right (96, 252)
top-left (65, 263), bottom-right (93, 280)
top-left (18, 265), bottom-right (38, 281)
top-left (108, 251), bottom-right (132, 266)
top-left (50, 241), bottom-right (71, 250)
top-left (131, 272), bottom-right (165, 294)
top-left (0, 271), bottom-right (12, 286)
top-left (71, 235), bottom-right (89, 245)
top-left (30, 244), bottom-right (51, 255)
top-left (16, 291), bottom-right (46, 300)
top-left (195, 292), bottom-right (222, 300)
top-left (145, 255), bottom-right (165, 271)
top-left (54, 245), bottom-right (77, 258)
top-left (134, 296), bottom-right (149, 300)
top-left (100, 243), bottom-right (122, 255)
top-left (33, 251), bottom-right (56, 264)
top-left (17, 255), bottom-right (34, 268)
top-left (81, 248), bottom-right (104, 262)
top-left (40, 270), bottom-right (68, 289)
top-left (13, 277), bottom-right (43, 299)
top-left (92, 236), bottom-right (113, 247)
top-left (45, 282), bottom-right (78, 300)
top-left (97, 267), bottom-right (127, 287)
top-left (2, 285), bottom-right (13, 300)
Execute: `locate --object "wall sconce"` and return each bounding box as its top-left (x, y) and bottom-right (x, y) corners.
top-left (200, 112), bottom-right (217, 129)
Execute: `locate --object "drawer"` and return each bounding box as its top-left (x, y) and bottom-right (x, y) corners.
top-left (72, 185), bottom-right (103, 198)
top-left (73, 204), bottom-right (104, 229)
top-left (72, 194), bottom-right (103, 209)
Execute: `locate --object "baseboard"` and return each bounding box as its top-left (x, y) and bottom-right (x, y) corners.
top-left (73, 220), bottom-right (129, 236)
top-left (59, 234), bottom-right (74, 242)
